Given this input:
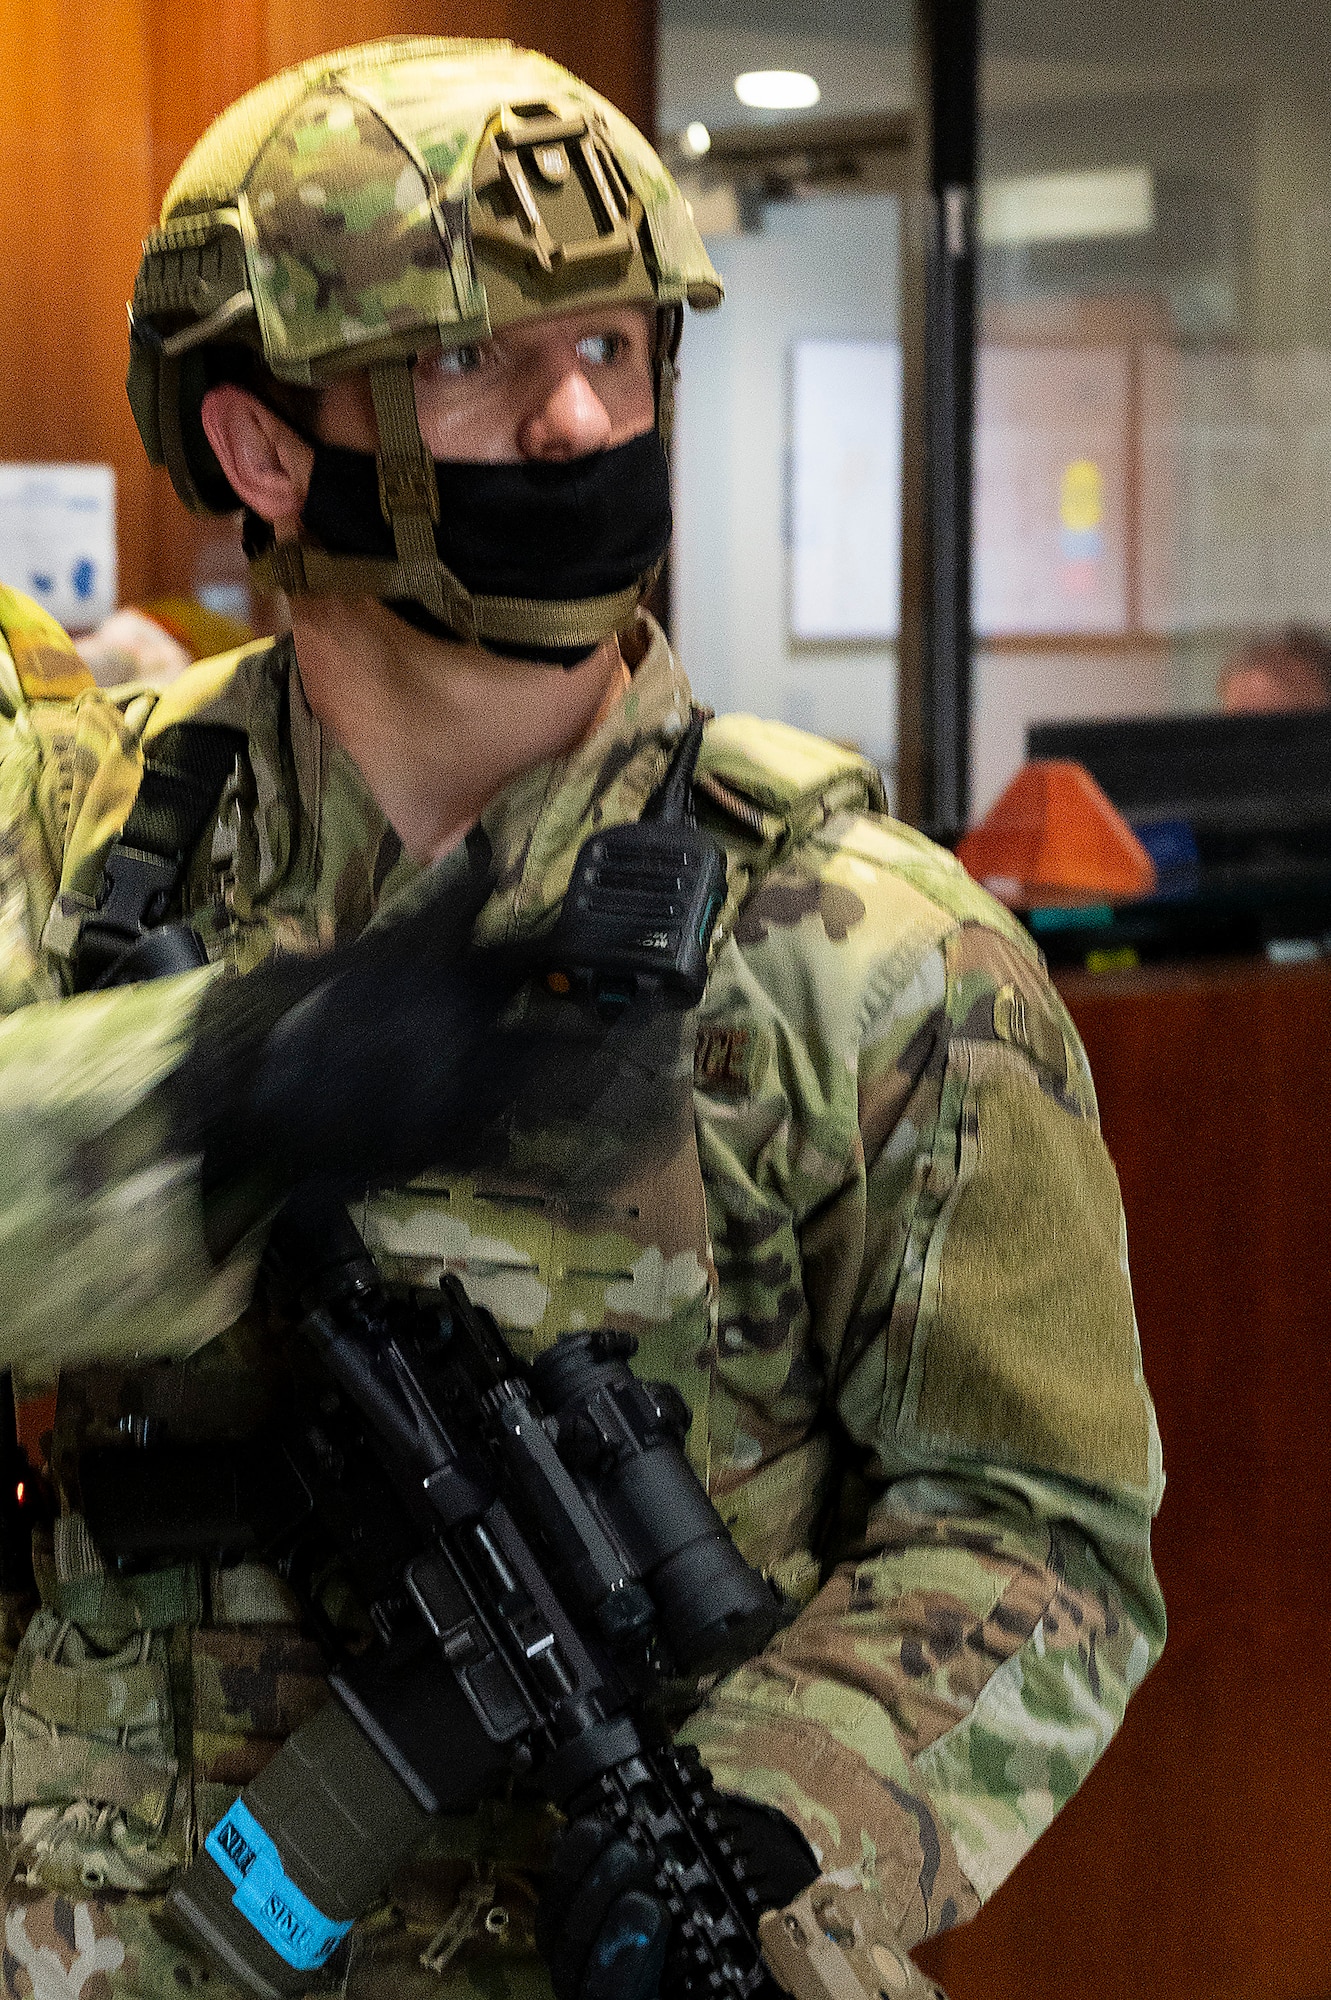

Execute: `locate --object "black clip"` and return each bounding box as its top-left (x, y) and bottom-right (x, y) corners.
top-left (77, 846), bottom-right (210, 990)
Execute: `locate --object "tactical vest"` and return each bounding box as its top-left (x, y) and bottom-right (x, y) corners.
top-left (0, 634), bottom-right (884, 1980)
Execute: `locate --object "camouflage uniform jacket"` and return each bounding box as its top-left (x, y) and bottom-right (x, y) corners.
top-left (0, 586), bottom-right (1164, 1997)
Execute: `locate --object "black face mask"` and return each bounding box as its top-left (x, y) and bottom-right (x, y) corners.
top-left (294, 428), bottom-right (673, 668)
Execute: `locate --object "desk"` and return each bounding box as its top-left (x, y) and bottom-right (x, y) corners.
top-left (916, 954), bottom-right (1331, 2000)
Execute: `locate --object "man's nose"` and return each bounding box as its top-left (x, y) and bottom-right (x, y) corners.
top-left (517, 365), bottom-right (613, 460)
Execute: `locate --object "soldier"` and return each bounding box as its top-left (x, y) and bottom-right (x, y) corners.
top-left (0, 37), bottom-right (1164, 2000)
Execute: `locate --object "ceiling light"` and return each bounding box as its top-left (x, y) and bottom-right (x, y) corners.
top-left (979, 167), bottom-right (1155, 248)
top-left (734, 70), bottom-right (820, 111)
top-left (683, 121), bottom-right (712, 157)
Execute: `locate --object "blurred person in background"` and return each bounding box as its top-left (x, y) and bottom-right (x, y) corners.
top-left (75, 593), bottom-right (253, 686)
top-left (1218, 624), bottom-right (1331, 713)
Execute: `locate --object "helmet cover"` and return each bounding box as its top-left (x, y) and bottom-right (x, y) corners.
top-left (127, 38), bottom-right (722, 655)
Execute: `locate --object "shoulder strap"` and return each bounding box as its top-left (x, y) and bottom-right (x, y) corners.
top-left (0, 584), bottom-right (96, 712)
top-left (694, 714), bottom-right (886, 918)
top-left (697, 714), bottom-right (884, 837)
top-left (72, 721), bottom-right (245, 991)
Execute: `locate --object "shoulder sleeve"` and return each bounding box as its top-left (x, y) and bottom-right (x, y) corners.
top-left (683, 810), bottom-right (1165, 1956)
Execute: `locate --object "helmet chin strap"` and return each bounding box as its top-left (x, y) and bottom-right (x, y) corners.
top-left (248, 346), bottom-right (668, 656)
top-left (368, 358), bottom-right (447, 622)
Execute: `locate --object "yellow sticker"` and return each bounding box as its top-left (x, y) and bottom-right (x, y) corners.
top-left (1060, 457), bottom-right (1103, 533)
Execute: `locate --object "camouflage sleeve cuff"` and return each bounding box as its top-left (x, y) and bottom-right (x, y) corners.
top-left (678, 1693), bottom-right (979, 1948)
top-left (0, 965), bottom-right (265, 1372)
top-left (676, 1510), bottom-right (1164, 1945)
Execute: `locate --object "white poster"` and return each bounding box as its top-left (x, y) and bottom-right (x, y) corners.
top-left (789, 337), bottom-right (902, 641)
top-left (0, 464), bottom-right (117, 628)
top-left (972, 346), bottom-right (1131, 637)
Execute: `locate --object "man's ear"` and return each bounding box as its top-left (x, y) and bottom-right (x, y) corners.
top-left (200, 385), bottom-right (314, 530)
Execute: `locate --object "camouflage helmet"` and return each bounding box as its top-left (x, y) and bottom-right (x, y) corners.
top-left (128, 37), bottom-right (722, 653)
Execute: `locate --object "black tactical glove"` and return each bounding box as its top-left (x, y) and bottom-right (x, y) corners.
top-left (535, 1792), bottom-right (819, 2000)
top-left (168, 855), bottom-right (693, 1220)
top-left (168, 863), bottom-right (508, 1195)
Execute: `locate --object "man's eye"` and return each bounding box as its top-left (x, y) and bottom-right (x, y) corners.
top-left (575, 331), bottom-right (627, 367)
top-left (436, 343), bottom-right (489, 378)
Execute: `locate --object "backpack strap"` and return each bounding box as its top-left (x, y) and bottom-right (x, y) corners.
top-left (694, 714), bottom-right (887, 926)
top-left (0, 584), bottom-right (96, 712)
top-left (72, 721), bottom-right (245, 991)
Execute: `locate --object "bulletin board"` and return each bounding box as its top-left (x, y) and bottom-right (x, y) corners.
top-left (971, 345), bottom-right (1132, 638)
top-left (788, 336), bottom-right (903, 642)
top-left (1139, 344), bottom-right (1331, 633)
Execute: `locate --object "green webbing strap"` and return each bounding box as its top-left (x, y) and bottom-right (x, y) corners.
top-left (654, 305), bottom-right (683, 451)
top-left (251, 350), bottom-right (657, 653)
top-left (249, 541), bottom-right (651, 651)
top-left (369, 358), bottom-right (447, 620)
top-left (53, 1561), bottom-right (202, 1639)
top-left (73, 722), bottom-right (245, 992)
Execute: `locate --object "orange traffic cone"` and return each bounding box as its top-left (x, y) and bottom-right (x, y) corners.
top-left (956, 760), bottom-right (1156, 905)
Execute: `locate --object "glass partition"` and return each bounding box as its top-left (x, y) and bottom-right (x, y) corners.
top-left (659, 0), bottom-right (915, 789)
top-left (972, 0), bottom-right (1331, 815)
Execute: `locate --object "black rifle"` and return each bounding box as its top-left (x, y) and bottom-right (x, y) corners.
top-left (153, 1189), bottom-right (787, 2000)
top-left (77, 707), bottom-right (771, 1991)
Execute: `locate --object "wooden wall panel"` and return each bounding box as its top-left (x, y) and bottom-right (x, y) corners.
top-left (0, 1), bottom-right (156, 604)
top-left (263, 0), bottom-right (446, 72)
top-left (918, 955), bottom-right (1331, 2000)
top-left (442, 0), bottom-right (655, 137)
top-left (0, 0), bottom-right (655, 611)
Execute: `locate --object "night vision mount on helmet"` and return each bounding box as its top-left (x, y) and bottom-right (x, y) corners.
top-left (127, 38), bottom-right (723, 656)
